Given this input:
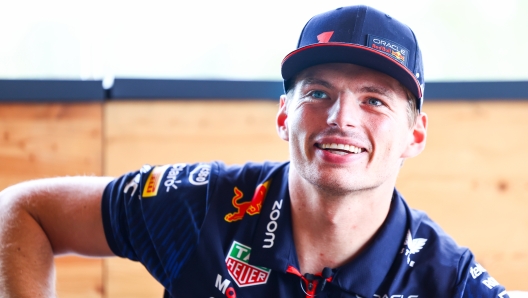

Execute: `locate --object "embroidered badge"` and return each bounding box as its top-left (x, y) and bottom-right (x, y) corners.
top-left (224, 180), bottom-right (271, 222)
top-left (225, 241), bottom-right (271, 287)
top-left (368, 35), bottom-right (410, 67)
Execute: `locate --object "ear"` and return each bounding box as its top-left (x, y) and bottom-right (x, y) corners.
top-left (276, 95), bottom-right (289, 141)
top-left (401, 112), bottom-right (427, 158)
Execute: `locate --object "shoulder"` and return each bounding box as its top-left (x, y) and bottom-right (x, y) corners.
top-left (212, 161), bottom-right (288, 181)
top-left (406, 206), bottom-right (470, 277)
top-left (404, 205), bottom-right (507, 297)
top-left (209, 161), bottom-right (288, 192)
top-left (408, 208), bottom-right (467, 259)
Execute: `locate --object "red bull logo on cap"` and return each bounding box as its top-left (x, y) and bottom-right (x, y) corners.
top-left (367, 34), bottom-right (409, 67)
top-left (224, 180), bottom-right (272, 222)
top-left (391, 50), bottom-right (405, 63)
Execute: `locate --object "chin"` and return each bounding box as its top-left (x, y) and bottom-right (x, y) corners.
top-left (308, 172), bottom-right (371, 196)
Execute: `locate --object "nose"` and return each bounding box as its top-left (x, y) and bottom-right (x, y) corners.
top-left (326, 93), bottom-right (361, 128)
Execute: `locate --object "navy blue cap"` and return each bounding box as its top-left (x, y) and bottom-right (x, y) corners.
top-left (281, 5), bottom-right (424, 111)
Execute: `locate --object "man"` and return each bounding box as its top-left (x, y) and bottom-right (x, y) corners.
top-left (0, 5), bottom-right (509, 298)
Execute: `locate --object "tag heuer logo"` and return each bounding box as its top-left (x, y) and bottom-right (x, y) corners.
top-left (225, 241), bottom-right (270, 287)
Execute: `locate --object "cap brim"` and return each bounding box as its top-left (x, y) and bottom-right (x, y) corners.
top-left (281, 43), bottom-right (422, 100)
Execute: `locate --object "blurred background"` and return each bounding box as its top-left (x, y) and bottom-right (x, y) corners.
top-left (1, 0), bottom-right (527, 83)
top-left (0, 0), bottom-right (527, 297)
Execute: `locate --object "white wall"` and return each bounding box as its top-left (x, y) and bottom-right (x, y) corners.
top-left (1, 0), bottom-right (526, 82)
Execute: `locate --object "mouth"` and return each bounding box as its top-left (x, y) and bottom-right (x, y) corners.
top-left (315, 143), bottom-right (366, 156)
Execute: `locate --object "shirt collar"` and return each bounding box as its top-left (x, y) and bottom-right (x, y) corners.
top-left (331, 190), bottom-right (408, 297)
top-left (249, 164), bottom-right (409, 297)
top-left (250, 163), bottom-right (296, 272)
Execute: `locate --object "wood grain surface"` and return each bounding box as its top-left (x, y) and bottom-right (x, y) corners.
top-left (0, 103), bottom-right (104, 298)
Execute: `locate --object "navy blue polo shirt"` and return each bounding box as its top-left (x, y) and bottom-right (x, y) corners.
top-left (102, 161), bottom-right (509, 297)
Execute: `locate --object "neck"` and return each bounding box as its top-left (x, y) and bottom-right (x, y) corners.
top-left (288, 167), bottom-right (395, 275)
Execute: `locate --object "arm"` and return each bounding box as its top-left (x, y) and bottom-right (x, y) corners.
top-left (0, 176), bottom-right (115, 297)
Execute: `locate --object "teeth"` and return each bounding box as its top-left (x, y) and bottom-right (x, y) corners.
top-left (332, 150), bottom-right (347, 156)
top-left (319, 143), bottom-right (362, 154)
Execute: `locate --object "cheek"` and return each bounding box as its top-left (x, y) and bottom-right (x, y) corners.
top-left (288, 106), bottom-right (312, 132)
top-left (366, 114), bottom-right (394, 137)
top-left (385, 122), bottom-right (414, 154)
top-left (368, 115), bottom-right (408, 152)
top-left (288, 108), bottom-right (320, 151)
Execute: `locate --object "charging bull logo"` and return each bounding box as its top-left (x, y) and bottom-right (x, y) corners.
top-left (224, 180), bottom-right (271, 222)
top-left (392, 50), bottom-right (405, 63)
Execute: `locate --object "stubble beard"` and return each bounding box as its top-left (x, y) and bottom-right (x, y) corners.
top-left (292, 154), bottom-right (379, 199)
top-left (292, 129), bottom-right (380, 198)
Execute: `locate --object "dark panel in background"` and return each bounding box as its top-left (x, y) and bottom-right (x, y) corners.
top-left (426, 81), bottom-right (528, 100)
top-left (0, 79), bottom-right (527, 102)
top-left (109, 79), bottom-right (285, 100)
top-left (109, 79), bottom-right (528, 100)
top-left (0, 80), bottom-right (104, 102)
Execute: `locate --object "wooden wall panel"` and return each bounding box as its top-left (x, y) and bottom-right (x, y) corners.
top-left (104, 100), bottom-right (289, 174)
top-left (397, 101), bottom-right (528, 290)
top-left (103, 100), bottom-right (528, 294)
top-left (104, 258), bottom-right (165, 298)
top-left (0, 103), bottom-right (104, 298)
top-left (103, 100), bottom-right (289, 297)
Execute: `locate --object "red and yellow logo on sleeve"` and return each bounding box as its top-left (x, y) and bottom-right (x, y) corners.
top-left (142, 165), bottom-right (170, 198)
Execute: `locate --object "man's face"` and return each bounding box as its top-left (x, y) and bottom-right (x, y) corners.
top-left (276, 63), bottom-right (427, 196)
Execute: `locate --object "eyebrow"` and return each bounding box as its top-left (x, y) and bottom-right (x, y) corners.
top-left (298, 76), bottom-right (397, 100)
top-left (298, 77), bottom-right (335, 90)
top-left (357, 85), bottom-right (394, 99)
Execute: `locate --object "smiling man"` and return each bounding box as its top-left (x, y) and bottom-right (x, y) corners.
top-left (278, 62), bottom-right (427, 278)
top-left (0, 5), bottom-right (509, 298)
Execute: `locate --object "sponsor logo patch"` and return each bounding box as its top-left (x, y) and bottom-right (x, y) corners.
top-left (317, 31), bottom-right (334, 43)
top-left (482, 276), bottom-right (500, 289)
top-left (215, 274), bottom-right (237, 297)
top-left (164, 163), bottom-right (186, 192)
top-left (224, 180), bottom-right (271, 222)
top-left (470, 262), bottom-right (487, 279)
top-left (263, 198), bottom-right (282, 248)
top-left (400, 230), bottom-right (427, 267)
top-left (368, 35), bottom-right (409, 67)
top-left (225, 241), bottom-right (270, 287)
top-left (142, 165), bottom-right (170, 198)
top-left (189, 164), bottom-right (211, 186)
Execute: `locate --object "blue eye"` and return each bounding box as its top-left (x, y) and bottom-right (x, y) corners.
top-left (311, 90), bottom-right (328, 99)
top-left (367, 98), bottom-right (383, 106)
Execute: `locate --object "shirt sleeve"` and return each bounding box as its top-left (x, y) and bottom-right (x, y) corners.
top-left (101, 163), bottom-right (212, 290)
top-left (455, 249), bottom-right (509, 298)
